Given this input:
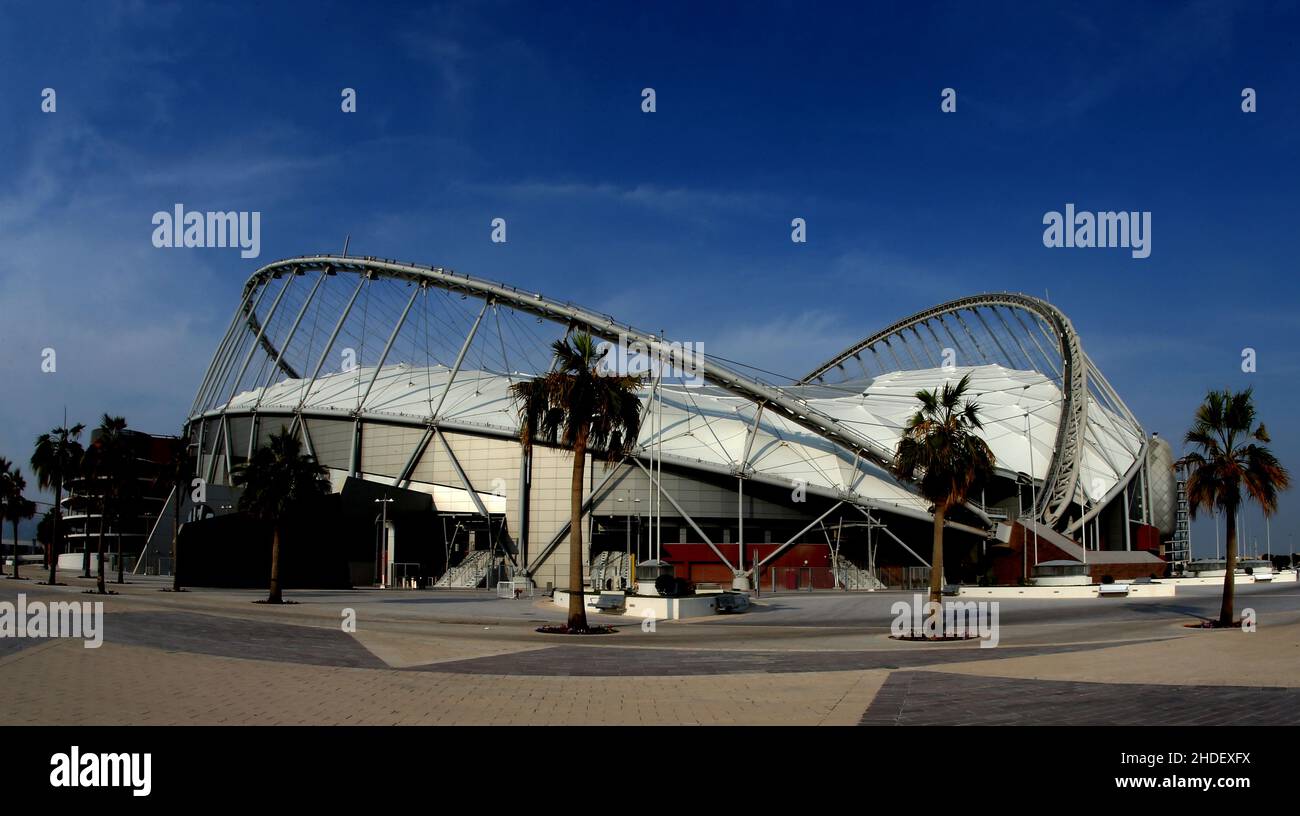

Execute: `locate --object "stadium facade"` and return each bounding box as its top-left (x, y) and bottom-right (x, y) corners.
top-left (140, 255), bottom-right (1176, 589)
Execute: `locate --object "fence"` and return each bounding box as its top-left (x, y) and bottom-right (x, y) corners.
top-left (758, 565), bottom-right (931, 592)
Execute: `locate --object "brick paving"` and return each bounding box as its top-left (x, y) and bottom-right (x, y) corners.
top-left (860, 671), bottom-right (1300, 726)
top-left (418, 639), bottom-right (1158, 676)
top-left (3, 579), bottom-right (1298, 725)
top-left (106, 611), bottom-right (387, 669)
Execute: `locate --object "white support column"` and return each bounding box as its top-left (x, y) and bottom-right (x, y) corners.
top-left (356, 283), bottom-right (421, 411)
top-left (632, 458), bottom-right (735, 571)
top-left (436, 430), bottom-right (490, 518)
top-left (850, 503), bottom-right (931, 568)
top-left (296, 273), bottom-right (368, 411)
top-left (430, 299), bottom-right (490, 421)
top-left (752, 501), bottom-right (844, 574)
top-left (393, 426), bottom-right (434, 488)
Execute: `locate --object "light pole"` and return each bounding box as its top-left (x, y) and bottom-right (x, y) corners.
top-left (375, 496), bottom-right (394, 587)
top-left (615, 492), bottom-right (640, 590)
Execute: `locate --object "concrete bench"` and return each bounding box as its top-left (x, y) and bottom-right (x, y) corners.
top-left (592, 593), bottom-right (626, 611)
top-left (1097, 583), bottom-right (1130, 596)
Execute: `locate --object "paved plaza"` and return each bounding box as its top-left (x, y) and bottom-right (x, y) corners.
top-left (1, 574), bottom-right (1297, 725)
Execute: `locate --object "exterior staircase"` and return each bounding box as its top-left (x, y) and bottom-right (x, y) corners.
top-left (831, 554), bottom-right (885, 590)
top-left (435, 549), bottom-right (493, 588)
top-left (590, 551), bottom-right (632, 590)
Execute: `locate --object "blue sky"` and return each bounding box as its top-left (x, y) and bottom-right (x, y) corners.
top-left (2, 1), bottom-right (1298, 555)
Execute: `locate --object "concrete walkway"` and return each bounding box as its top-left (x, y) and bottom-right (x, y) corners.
top-left (1, 574), bottom-right (1296, 725)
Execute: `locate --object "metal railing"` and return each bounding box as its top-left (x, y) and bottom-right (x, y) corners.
top-left (434, 549), bottom-right (493, 588)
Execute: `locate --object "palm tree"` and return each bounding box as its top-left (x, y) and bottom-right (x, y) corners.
top-left (1, 471), bottom-right (36, 580)
top-left (34, 508), bottom-right (56, 575)
top-left (891, 372), bottom-right (996, 607)
top-left (0, 454), bottom-right (13, 576)
top-left (30, 423), bottom-right (85, 586)
top-left (84, 415), bottom-right (131, 594)
top-left (158, 435), bottom-right (192, 592)
top-left (0, 458), bottom-right (13, 576)
top-left (510, 333), bottom-right (644, 632)
top-left (1178, 388), bottom-right (1290, 627)
top-left (234, 428), bottom-right (330, 604)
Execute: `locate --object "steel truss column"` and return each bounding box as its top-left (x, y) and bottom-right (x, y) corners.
top-left (393, 426), bottom-right (434, 488)
top-left (200, 277), bottom-right (276, 413)
top-left (850, 504), bottom-right (931, 567)
top-left (632, 458), bottom-right (735, 571)
top-left (191, 285), bottom-right (258, 417)
top-left (296, 273), bottom-right (368, 411)
top-left (431, 298), bottom-right (490, 420)
top-left (254, 268), bottom-right (329, 408)
top-left (751, 501), bottom-right (844, 574)
top-left (525, 456), bottom-right (633, 577)
top-left (356, 283), bottom-right (421, 411)
top-left (224, 271), bottom-right (296, 408)
top-left (435, 430), bottom-right (490, 518)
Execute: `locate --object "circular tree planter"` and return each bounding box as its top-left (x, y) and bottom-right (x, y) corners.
top-left (535, 624), bottom-right (618, 635)
top-left (1183, 620), bottom-right (1247, 630)
top-left (890, 631), bottom-right (980, 642)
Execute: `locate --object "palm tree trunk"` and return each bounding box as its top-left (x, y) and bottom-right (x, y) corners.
top-left (10, 519), bottom-right (18, 579)
top-left (929, 503), bottom-right (946, 608)
top-left (567, 428), bottom-right (590, 631)
top-left (1218, 505), bottom-right (1238, 627)
top-left (116, 525), bottom-right (124, 584)
top-left (0, 514), bottom-right (6, 577)
top-left (47, 485), bottom-right (61, 586)
top-left (268, 526), bottom-right (282, 604)
top-left (172, 481), bottom-right (182, 592)
top-left (96, 500), bottom-right (107, 595)
top-left (82, 518), bottom-right (91, 578)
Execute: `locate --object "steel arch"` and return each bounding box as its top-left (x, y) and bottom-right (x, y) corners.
top-left (798, 293), bottom-right (1103, 529)
top-left (189, 255), bottom-right (981, 524)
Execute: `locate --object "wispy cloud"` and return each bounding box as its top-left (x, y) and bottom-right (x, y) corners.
top-left (459, 179), bottom-right (782, 219)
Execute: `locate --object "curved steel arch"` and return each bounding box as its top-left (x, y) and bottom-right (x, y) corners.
top-left (799, 293), bottom-right (1091, 530)
top-left (190, 255), bottom-right (987, 523)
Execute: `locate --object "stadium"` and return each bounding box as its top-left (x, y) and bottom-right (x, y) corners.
top-left (142, 255), bottom-right (1178, 591)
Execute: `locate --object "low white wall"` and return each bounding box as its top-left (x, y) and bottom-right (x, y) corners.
top-left (1162, 570), bottom-right (1296, 586)
top-left (958, 583), bottom-right (1176, 599)
top-left (553, 589), bottom-right (721, 620)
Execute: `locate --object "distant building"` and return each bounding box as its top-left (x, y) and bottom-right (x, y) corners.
top-left (62, 429), bottom-right (176, 575)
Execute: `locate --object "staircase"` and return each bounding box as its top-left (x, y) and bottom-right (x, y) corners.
top-left (831, 555), bottom-right (885, 590)
top-left (435, 549), bottom-right (493, 588)
top-left (590, 551), bottom-right (632, 590)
